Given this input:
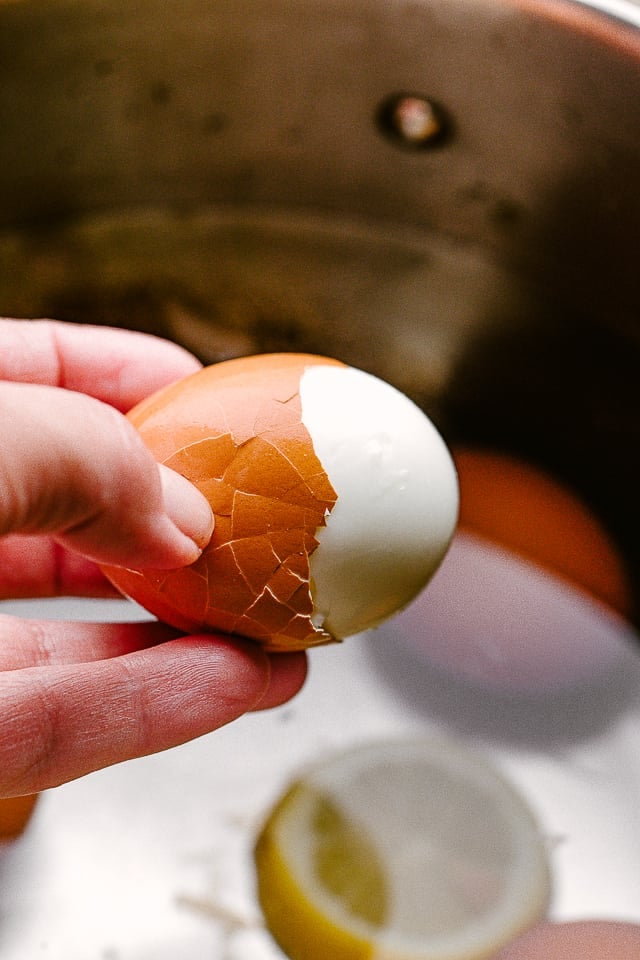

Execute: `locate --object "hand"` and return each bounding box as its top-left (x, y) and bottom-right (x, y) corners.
top-left (0, 319), bottom-right (307, 798)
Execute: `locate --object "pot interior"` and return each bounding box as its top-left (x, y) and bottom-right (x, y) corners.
top-left (0, 0), bottom-right (639, 617)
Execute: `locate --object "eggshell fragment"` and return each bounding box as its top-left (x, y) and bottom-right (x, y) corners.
top-left (102, 354), bottom-right (342, 650)
top-left (101, 354), bottom-right (457, 651)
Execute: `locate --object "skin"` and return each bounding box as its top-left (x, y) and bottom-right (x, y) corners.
top-left (0, 319), bottom-right (307, 798)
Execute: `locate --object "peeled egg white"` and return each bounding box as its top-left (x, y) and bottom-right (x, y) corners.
top-left (301, 364), bottom-right (459, 638)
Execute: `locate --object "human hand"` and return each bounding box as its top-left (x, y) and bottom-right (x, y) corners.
top-left (0, 319), bottom-right (306, 798)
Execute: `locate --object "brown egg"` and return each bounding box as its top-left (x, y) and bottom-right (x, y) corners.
top-left (496, 920), bottom-right (640, 958)
top-left (0, 793), bottom-right (38, 839)
top-left (101, 354), bottom-right (458, 651)
top-left (384, 447), bottom-right (636, 693)
top-left (454, 449), bottom-right (632, 619)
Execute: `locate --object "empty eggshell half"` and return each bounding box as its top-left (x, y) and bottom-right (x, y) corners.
top-left (101, 353), bottom-right (458, 651)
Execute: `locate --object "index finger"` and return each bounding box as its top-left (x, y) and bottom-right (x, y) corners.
top-left (0, 318), bottom-right (201, 411)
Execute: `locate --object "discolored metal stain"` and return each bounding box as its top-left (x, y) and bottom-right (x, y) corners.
top-left (101, 355), bottom-right (342, 650)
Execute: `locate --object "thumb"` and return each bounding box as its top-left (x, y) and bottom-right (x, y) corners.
top-left (0, 382), bottom-right (214, 569)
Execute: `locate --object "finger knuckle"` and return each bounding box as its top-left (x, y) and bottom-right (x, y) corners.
top-left (0, 671), bottom-right (59, 796)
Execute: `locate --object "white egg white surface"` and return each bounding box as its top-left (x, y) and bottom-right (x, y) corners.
top-left (299, 364), bottom-right (459, 639)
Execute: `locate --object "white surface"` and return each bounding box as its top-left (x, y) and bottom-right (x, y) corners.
top-left (303, 363), bottom-right (458, 638)
top-left (1, 550), bottom-right (640, 959)
top-left (386, 532), bottom-right (639, 693)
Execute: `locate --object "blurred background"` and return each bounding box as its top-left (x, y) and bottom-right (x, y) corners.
top-left (0, 0), bottom-right (639, 955)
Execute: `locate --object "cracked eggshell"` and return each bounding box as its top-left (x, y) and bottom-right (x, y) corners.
top-left (101, 353), bottom-right (458, 652)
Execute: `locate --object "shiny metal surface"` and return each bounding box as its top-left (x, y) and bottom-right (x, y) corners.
top-left (0, 0), bottom-right (640, 956)
top-left (0, 0), bottom-right (638, 618)
top-left (0, 0), bottom-right (639, 616)
top-left (1, 593), bottom-right (640, 959)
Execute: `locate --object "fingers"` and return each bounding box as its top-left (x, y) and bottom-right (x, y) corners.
top-left (0, 611), bottom-right (307, 707)
top-left (0, 614), bottom-right (179, 670)
top-left (0, 381), bottom-right (214, 570)
top-left (0, 317), bottom-right (202, 410)
top-left (0, 317), bottom-right (309, 797)
top-left (0, 613), bottom-right (307, 795)
top-left (0, 318), bottom-right (211, 590)
top-left (0, 635), bottom-right (277, 796)
top-left (251, 651), bottom-right (308, 711)
top-left (0, 535), bottom-right (118, 599)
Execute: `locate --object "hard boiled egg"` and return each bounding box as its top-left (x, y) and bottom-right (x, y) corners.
top-left (102, 354), bottom-right (458, 651)
top-left (0, 794), bottom-right (38, 840)
top-left (496, 921), bottom-right (640, 959)
top-left (454, 449), bottom-right (632, 620)
top-left (384, 449), bottom-right (636, 694)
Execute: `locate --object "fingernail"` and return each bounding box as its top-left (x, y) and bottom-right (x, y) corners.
top-left (160, 465), bottom-right (214, 554)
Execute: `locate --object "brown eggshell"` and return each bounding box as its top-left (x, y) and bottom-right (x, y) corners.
top-left (0, 793), bottom-right (39, 840)
top-left (496, 920), bottom-right (640, 959)
top-left (454, 449), bottom-right (632, 618)
top-left (101, 354), bottom-right (344, 651)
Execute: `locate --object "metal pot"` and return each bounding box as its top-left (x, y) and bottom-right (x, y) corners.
top-left (0, 0), bottom-right (639, 617)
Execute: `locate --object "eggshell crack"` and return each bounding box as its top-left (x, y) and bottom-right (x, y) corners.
top-left (101, 354), bottom-right (343, 651)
